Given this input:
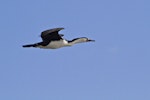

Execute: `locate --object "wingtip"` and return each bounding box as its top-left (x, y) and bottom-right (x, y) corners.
top-left (59, 27), bottom-right (65, 30)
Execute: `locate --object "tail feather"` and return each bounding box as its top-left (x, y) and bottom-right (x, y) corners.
top-left (22, 44), bottom-right (37, 47)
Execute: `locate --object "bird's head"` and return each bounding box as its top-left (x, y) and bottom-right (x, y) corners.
top-left (73, 37), bottom-right (95, 43)
top-left (86, 38), bottom-right (95, 42)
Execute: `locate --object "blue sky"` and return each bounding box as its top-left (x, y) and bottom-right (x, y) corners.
top-left (0, 0), bottom-right (150, 100)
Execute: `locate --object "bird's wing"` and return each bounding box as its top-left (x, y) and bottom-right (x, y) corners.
top-left (41, 28), bottom-right (64, 41)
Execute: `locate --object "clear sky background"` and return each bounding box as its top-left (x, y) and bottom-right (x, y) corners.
top-left (0, 0), bottom-right (150, 100)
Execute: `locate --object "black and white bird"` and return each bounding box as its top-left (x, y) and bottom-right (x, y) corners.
top-left (22, 28), bottom-right (95, 49)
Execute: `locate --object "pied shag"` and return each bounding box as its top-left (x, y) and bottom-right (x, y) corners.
top-left (22, 28), bottom-right (95, 49)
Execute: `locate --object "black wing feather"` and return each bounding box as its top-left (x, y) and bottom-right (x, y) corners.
top-left (41, 28), bottom-right (64, 41)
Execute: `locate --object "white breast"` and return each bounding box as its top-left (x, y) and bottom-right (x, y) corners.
top-left (39, 40), bottom-right (70, 49)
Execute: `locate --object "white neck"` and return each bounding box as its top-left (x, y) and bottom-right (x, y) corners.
top-left (68, 38), bottom-right (88, 45)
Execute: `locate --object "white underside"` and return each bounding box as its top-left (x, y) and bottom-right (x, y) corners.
top-left (36, 38), bottom-right (90, 49)
top-left (38, 40), bottom-right (71, 49)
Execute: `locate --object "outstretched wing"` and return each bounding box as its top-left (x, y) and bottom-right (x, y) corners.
top-left (41, 28), bottom-right (64, 41)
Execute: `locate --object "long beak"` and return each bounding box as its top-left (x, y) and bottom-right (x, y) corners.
top-left (87, 39), bottom-right (95, 42)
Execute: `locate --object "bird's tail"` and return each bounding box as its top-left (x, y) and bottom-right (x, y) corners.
top-left (22, 44), bottom-right (38, 47)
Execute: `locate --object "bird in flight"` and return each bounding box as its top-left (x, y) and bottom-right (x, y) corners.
top-left (22, 28), bottom-right (95, 49)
